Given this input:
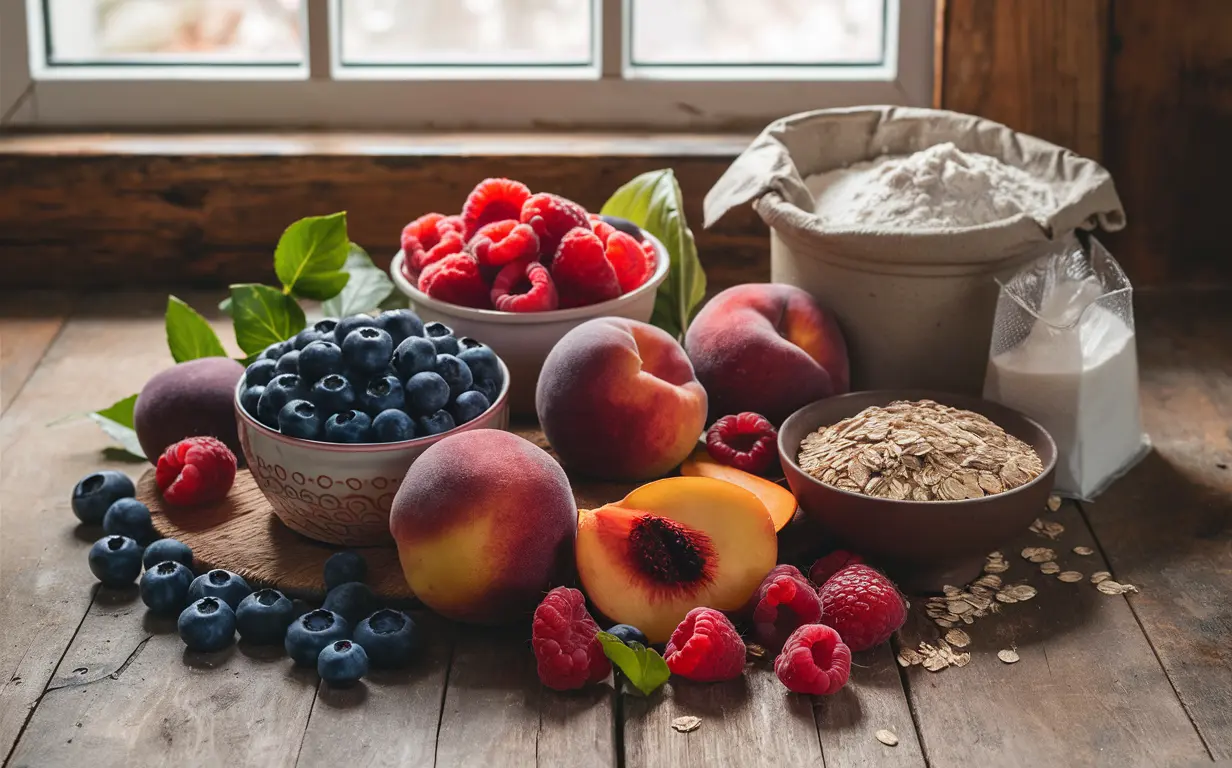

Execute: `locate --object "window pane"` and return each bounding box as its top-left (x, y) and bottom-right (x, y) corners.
top-left (44, 0), bottom-right (304, 64)
top-left (630, 0), bottom-right (885, 66)
top-left (338, 0), bottom-right (592, 66)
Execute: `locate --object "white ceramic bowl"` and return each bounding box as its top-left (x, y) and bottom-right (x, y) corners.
top-left (233, 359), bottom-right (510, 547)
top-left (390, 232), bottom-right (670, 414)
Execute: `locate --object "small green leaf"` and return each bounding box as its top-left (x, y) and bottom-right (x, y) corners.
top-left (165, 295), bottom-right (227, 363)
top-left (273, 212), bottom-right (351, 300)
top-left (601, 169), bottom-right (706, 341)
top-left (596, 632), bottom-right (671, 696)
top-left (229, 283), bottom-right (307, 356)
top-left (88, 394), bottom-right (145, 459)
top-left (321, 244), bottom-right (395, 317)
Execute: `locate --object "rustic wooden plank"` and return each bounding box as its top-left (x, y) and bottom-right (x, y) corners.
top-left (1081, 291), bottom-right (1232, 758)
top-left (0, 292), bottom-right (72, 416)
top-left (813, 647), bottom-right (925, 767)
top-left (897, 500), bottom-right (1208, 767)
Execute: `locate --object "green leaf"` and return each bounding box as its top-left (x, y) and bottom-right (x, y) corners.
top-left (229, 283), bottom-right (307, 356)
top-left (88, 394), bottom-right (145, 459)
top-left (321, 244), bottom-right (395, 317)
top-left (596, 632), bottom-right (671, 696)
top-left (218, 297), bottom-right (233, 316)
top-left (273, 212), bottom-right (351, 300)
top-left (601, 169), bottom-right (706, 341)
top-left (165, 295), bottom-right (227, 363)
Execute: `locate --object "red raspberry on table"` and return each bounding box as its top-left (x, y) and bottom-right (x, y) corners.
top-left (807, 550), bottom-right (864, 586)
top-left (551, 228), bottom-right (621, 308)
top-left (521, 193), bottom-right (591, 259)
top-left (604, 231), bottom-right (652, 294)
top-left (462, 178), bottom-right (531, 241)
top-left (774, 624), bottom-right (851, 695)
top-left (706, 412), bottom-right (779, 474)
top-left (156, 436), bottom-right (237, 506)
top-left (751, 565), bottom-right (823, 651)
top-left (818, 564), bottom-right (907, 652)
top-left (418, 252), bottom-right (491, 309)
top-left (469, 219), bottom-right (541, 267)
top-left (664, 607), bottom-right (746, 682)
top-left (491, 259), bottom-right (559, 312)
top-left (532, 586), bottom-right (611, 690)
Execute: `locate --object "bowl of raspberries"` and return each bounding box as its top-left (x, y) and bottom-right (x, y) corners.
top-left (389, 177), bottom-right (669, 413)
top-left (234, 309), bottom-right (509, 546)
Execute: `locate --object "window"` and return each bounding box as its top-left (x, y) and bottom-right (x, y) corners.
top-left (1, 0), bottom-right (934, 129)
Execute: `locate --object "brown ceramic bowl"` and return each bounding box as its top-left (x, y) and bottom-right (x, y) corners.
top-left (778, 390), bottom-right (1056, 593)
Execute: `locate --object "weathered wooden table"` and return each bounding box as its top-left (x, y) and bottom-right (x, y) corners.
top-left (2, 291), bottom-right (1229, 767)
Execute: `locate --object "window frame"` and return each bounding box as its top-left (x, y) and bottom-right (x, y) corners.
top-left (1, 0), bottom-right (934, 130)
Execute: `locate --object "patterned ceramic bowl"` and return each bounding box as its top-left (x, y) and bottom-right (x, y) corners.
top-left (234, 358), bottom-right (510, 546)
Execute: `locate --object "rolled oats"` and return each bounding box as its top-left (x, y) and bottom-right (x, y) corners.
top-left (875, 730), bottom-right (899, 747)
top-left (1073, 546), bottom-right (1095, 556)
top-left (672, 716), bottom-right (702, 733)
top-left (1039, 561), bottom-right (1061, 575)
top-left (1057, 571), bottom-right (1084, 583)
top-left (998, 648), bottom-right (1020, 664)
top-left (1090, 571), bottom-right (1112, 584)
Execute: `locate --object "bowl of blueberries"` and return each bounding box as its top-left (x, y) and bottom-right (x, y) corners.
top-left (234, 309), bottom-right (510, 546)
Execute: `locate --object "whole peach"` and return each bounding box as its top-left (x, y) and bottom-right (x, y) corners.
top-left (685, 283), bottom-right (849, 425)
top-left (134, 356), bottom-right (245, 463)
top-left (536, 317), bottom-right (707, 481)
top-left (389, 429), bottom-right (576, 625)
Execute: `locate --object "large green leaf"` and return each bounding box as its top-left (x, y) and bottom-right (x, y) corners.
top-left (88, 394), bottom-right (145, 459)
top-left (321, 244), bottom-right (395, 317)
top-left (596, 632), bottom-right (670, 696)
top-left (229, 283), bottom-right (307, 356)
top-left (273, 212), bottom-right (351, 300)
top-left (165, 295), bottom-right (227, 363)
top-left (601, 169), bottom-right (706, 340)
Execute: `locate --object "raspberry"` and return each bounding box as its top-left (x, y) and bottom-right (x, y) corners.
top-left (520, 193), bottom-right (591, 258)
top-left (750, 565), bottom-right (822, 651)
top-left (774, 624), bottom-right (851, 695)
top-left (532, 586), bottom-right (611, 690)
top-left (551, 228), bottom-right (621, 308)
top-left (491, 259), bottom-right (558, 312)
top-left (400, 212), bottom-right (447, 255)
top-left (818, 564), bottom-right (907, 652)
top-left (604, 231), bottom-right (652, 294)
top-left (410, 230), bottom-right (465, 277)
top-left (155, 436), bottom-right (237, 506)
top-left (705, 412), bottom-right (779, 474)
top-left (418, 252), bottom-right (491, 309)
top-left (590, 219), bottom-right (616, 244)
top-left (807, 550), bottom-right (864, 586)
top-left (664, 607), bottom-right (746, 682)
top-left (462, 178), bottom-right (531, 240)
top-left (438, 215), bottom-right (465, 237)
top-left (469, 220), bottom-right (540, 267)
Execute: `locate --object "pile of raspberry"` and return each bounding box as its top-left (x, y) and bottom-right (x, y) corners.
top-left (399, 178), bottom-right (658, 312)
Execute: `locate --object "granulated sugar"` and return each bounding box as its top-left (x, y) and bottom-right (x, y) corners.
top-left (804, 142), bottom-right (1056, 230)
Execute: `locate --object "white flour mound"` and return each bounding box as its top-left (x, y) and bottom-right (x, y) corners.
top-left (805, 142), bottom-right (1057, 230)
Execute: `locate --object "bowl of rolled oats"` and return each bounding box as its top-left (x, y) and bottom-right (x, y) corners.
top-left (778, 392), bottom-right (1056, 591)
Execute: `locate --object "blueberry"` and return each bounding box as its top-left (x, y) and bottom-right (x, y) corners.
top-left (178, 597), bottom-right (237, 652)
top-left (313, 318), bottom-right (340, 336)
top-left (417, 410), bottom-right (456, 437)
top-left (285, 609), bottom-right (350, 667)
top-left (143, 538), bottom-right (193, 570)
top-left (240, 385), bottom-right (265, 420)
top-left (448, 390), bottom-right (490, 425)
top-left (456, 339), bottom-right (500, 383)
top-left (293, 327), bottom-right (324, 350)
top-left (323, 551), bottom-right (368, 591)
top-left (71, 470), bottom-right (135, 525)
top-left (606, 624), bottom-right (648, 646)
top-left (404, 372), bottom-right (450, 415)
top-left (374, 309), bottom-right (424, 347)
top-left (434, 355), bottom-right (473, 400)
top-left (262, 340), bottom-right (293, 361)
top-left (310, 373), bottom-right (357, 417)
top-left (140, 560), bottom-right (194, 615)
top-left (342, 326), bottom-right (394, 377)
top-left (244, 358), bottom-right (278, 388)
top-left (361, 374), bottom-right (405, 415)
top-left (471, 377), bottom-right (502, 405)
top-left (279, 399), bottom-right (323, 440)
top-left (318, 639), bottom-right (369, 687)
top-left (87, 535), bottom-right (142, 587)
top-left (103, 498), bottom-right (154, 544)
top-left (354, 609), bottom-right (418, 668)
top-left (322, 582), bottom-right (380, 625)
top-left (600, 214), bottom-right (643, 239)
top-left (235, 588), bottom-right (296, 645)
top-left (298, 340), bottom-right (344, 384)
top-left (334, 315), bottom-right (378, 346)
top-left (424, 321), bottom-right (459, 355)
top-left (392, 336), bottom-right (437, 381)
top-left (187, 569), bottom-right (252, 609)
top-left (324, 410), bottom-right (373, 443)
top-left (258, 374), bottom-right (307, 427)
top-left (372, 409), bottom-right (416, 442)
top-left (275, 350), bottom-right (301, 376)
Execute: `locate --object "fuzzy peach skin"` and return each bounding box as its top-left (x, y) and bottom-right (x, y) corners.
top-left (389, 429), bottom-right (577, 624)
top-left (684, 283), bottom-right (849, 425)
top-left (535, 317), bottom-right (708, 481)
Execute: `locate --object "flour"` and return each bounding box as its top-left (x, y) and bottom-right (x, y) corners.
top-left (804, 142), bottom-right (1057, 230)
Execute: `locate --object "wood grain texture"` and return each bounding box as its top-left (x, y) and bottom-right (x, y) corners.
top-left (898, 500), bottom-right (1208, 767)
top-left (0, 292), bottom-right (71, 416)
top-left (813, 647), bottom-right (925, 767)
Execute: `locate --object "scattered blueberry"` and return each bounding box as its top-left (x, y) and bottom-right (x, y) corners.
top-left (417, 410), bottom-right (456, 437)
top-left (261, 340), bottom-right (293, 361)
top-left (435, 355), bottom-right (473, 399)
top-left (311, 373), bottom-right (357, 417)
top-left (322, 582), bottom-right (380, 625)
top-left (244, 358), bottom-right (278, 388)
top-left (606, 624), bottom-right (649, 647)
top-left (102, 498), bottom-right (154, 544)
top-left (360, 374), bottom-right (405, 415)
top-left (448, 390), bottom-right (490, 425)
top-left (140, 560), bottom-right (194, 615)
top-left (425, 321), bottom-right (459, 355)
top-left (404, 372), bottom-right (450, 415)
top-left (293, 327), bottom-right (324, 350)
top-left (240, 385), bottom-right (265, 420)
top-left (372, 409), bottom-right (416, 442)
top-left (317, 640), bottom-right (369, 687)
top-left (392, 336), bottom-right (437, 381)
top-left (374, 309), bottom-right (424, 347)
top-left (323, 551), bottom-right (368, 591)
top-left (71, 470), bottom-right (135, 525)
top-left (275, 349), bottom-right (301, 376)
top-left (178, 597), bottom-right (237, 652)
top-left (342, 326), bottom-right (394, 377)
top-left (471, 377), bottom-right (502, 405)
top-left (457, 339), bottom-right (500, 383)
top-left (600, 215), bottom-right (643, 239)
top-left (313, 318), bottom-right (339, 336)
top-left (187, 569), bottom-right (252, 609)
top-left (235, 588), bottom-right (296, 645)
top-left (143, 538), bottom-right (193, 570)
top-left (354, 609), bottom-right (418, 668)
top-left (325, 410), bottom-right (373, 443)
top-left (258, 374), bottom-right (308, 427)
top-left (279, 399), bottom-right (323, 440)
top-left (88, 535), bottom-right (142, 587)
top-left (334, 315), bottom-right (378, 346)
top-left (298, 340), bottom-right (344, 384)
top-left (285, 609), bottom-right (350, 666)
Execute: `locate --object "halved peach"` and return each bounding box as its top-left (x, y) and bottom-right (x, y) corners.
top-left (680, 448), bottom-right (798, 532)
top-left (576, 476), bottom-right (777, 643)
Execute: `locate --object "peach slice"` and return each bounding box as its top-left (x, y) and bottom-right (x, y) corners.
top-left (576, 476), bottom-right (777, 643)
top-left (680, 448), bottom-right (798, 532)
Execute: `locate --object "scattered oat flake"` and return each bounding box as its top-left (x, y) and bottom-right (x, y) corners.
top-left (1057, 571), bottom-right (1084, 583)
top-left (983, 560), bottom-right (1010, 574)
top-left (1090, 571), bottom-right (1112, 584)
top-left (1039, 561), bottom-right (1061, 575)
top-left (1047, 495), bottom-right (1062, 512)
top-left (746, 644), bottom-right (767, 659)
top-left (897, 648), bottom-right (924, 667)
top-left (1073, 546), bottom-right (1094, 556)
top-left (1097, 580), bottom-right (1140, 595)
top-left (998, 649), bottom-right (1020, 664)
top-left (923, 655), bottom-right (950, 672)
top-left (952, 652), bottom-right (972, 667)
top-left (672, 716), bottom-right (702, 733)
top-left (1021, 547), bottom-right (1056, 563)
top-left (944, 628), bottom-right (971, 648)
top-left (875, 729), bottom-right (899, 747)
